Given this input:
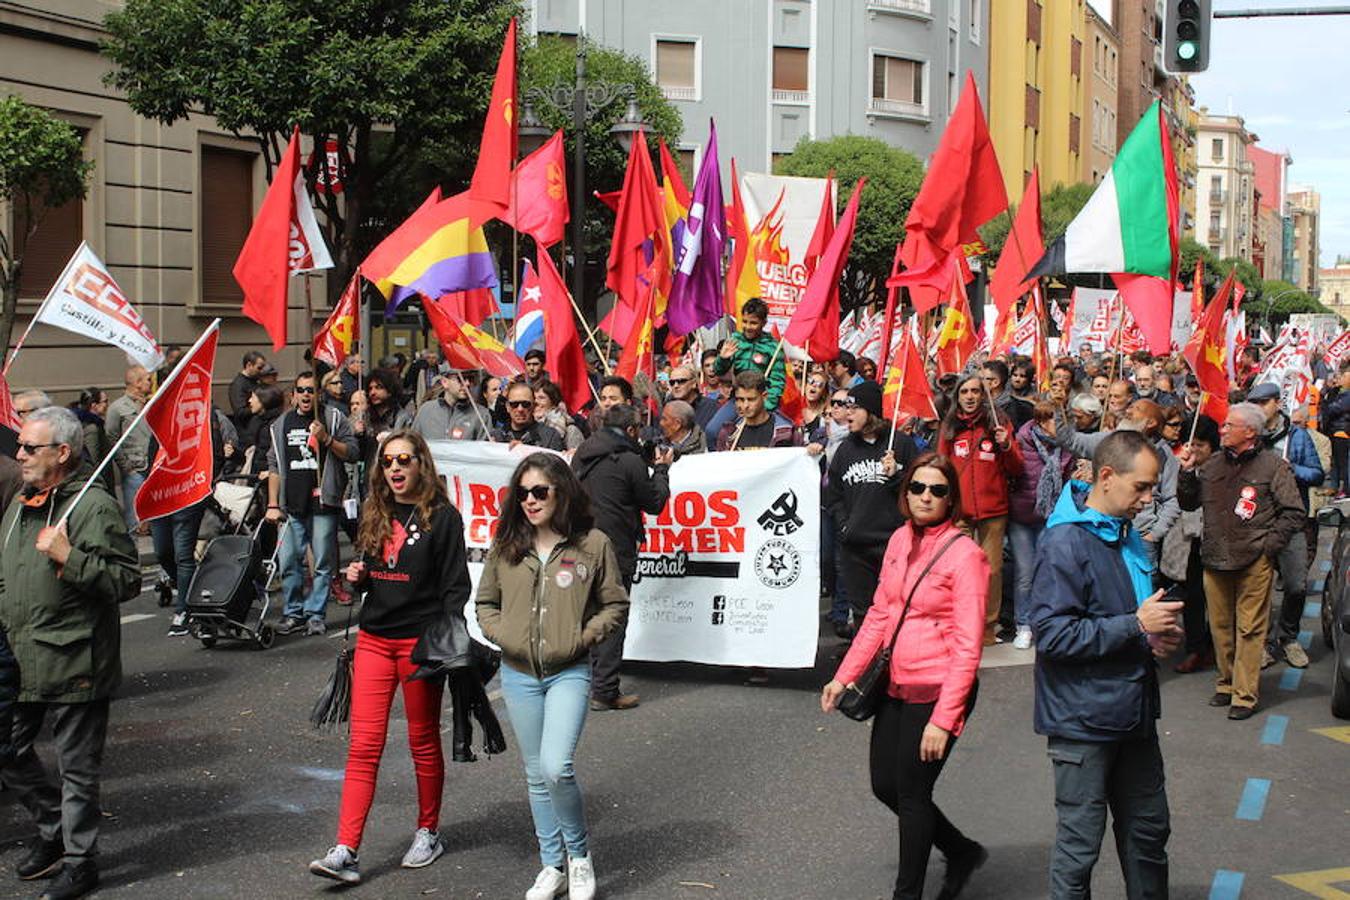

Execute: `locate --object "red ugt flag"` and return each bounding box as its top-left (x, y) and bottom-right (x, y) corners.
top-left (135, 325), bottom-right (219, 523)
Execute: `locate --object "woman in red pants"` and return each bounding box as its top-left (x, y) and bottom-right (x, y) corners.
top-left (309, 430), bottom-right (472, 885)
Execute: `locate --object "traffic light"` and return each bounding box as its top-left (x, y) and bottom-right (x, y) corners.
top-left (1165, 0), bottom-right (1211, 73)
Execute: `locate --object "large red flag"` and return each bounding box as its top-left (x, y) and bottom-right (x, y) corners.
top-left (615, 281), bottom-right (656, 383)
top-left (313, 273), bottom-right (360, 368)
top-left (989, 168), bottom-right (1044, 315)
top-left (1191, 257), bottom-right (1205, 321)
top-left (424, 299), bottom-right (525, 378)
top-left (533, 248), bottom-right (592, 413)
top-left (1183, 272), bottom-right (1235, 421)
top-left (503, 129), bottom-right (568, 247)
top-left (605, 131), bottom-right (667, 311)
top-left (882, 324), bottom-right (938, 421)
top-left (804, 173), bottom-right (835, 275)
top-left (785, 178), bottom-right (866, 362)
top-left (469, 17), bottom-right (517, 213)
top-left (1112, 272), bottom-right (1174, 355)
top-left (887, 72), bottom-right (1007, 310)
top-left (436, 288), bottom-right (499, 326)
top-left (134, 325), bottom-right (219, 523)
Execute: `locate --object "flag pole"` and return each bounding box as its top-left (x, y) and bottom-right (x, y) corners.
top-left (464, 381), bottom-right (497, 441)
top-left (1185, 394), bottom-right (1205, 446)
top-left (567, 288), bottom-right (611, 375)
top-left (2, 241), bottom-right (86, 377)
top-left (56, 319), bottom-right (221, 529)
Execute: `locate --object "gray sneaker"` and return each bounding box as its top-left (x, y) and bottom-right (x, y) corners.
top-left (401, 828), bottom-right (444, 869)
top-left (275, 616), bottom-right (304, 635)
top-left (305, 618), bottom-right (327, 636)
top-left (309, 845), bottom-right (359, 884)
top-left (1282, 639), bottom-right (1310, 669)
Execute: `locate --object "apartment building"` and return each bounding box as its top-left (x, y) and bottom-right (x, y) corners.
top-left (1289, 187), bottom-right (1322, 295)
top-left (1195, 111), bottom-right (1257, 262)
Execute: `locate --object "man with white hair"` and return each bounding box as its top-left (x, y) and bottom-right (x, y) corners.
top-left (658, 399), bottom-right (706, 455)
top-left (1068, 394), bottom-right (1102, 434)
top-left (104, 365), bottom-right (154, 531)
top-left (1178, 402), bottom-right (1305, 720)
top-left (0, 406), bottom-right (140, 898)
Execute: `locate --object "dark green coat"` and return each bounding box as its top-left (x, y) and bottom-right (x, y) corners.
top-left (0, 464), bottom-right (140, 703)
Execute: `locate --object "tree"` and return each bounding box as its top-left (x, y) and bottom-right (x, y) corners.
top-left (773, 135), bottom-right (925, 310)
top-left (1248, 278), bottom-right (1334, 327)
top-left (518, 35), bottom-right (682, 316)
top-left (0, 95), bottom-right (94, 357)
top-left (978, 182), bottom-right (1094, 268)
top-left (102, 0), bottom-right (522, 305)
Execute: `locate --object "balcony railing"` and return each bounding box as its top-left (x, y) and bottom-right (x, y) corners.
top-left (772, 89), bottom-right (811, 104)
top-left (1209, 190), bottom-right (1226, 205)
top-left (867, 0), bottom-right (931, 15)
top-left (659, 85), bottom-right (697, 102)
top-left (867, 97), bottom-right (926, 118)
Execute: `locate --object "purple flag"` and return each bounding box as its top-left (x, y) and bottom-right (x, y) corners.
top-left (666, 121), bottom-right (727, 335)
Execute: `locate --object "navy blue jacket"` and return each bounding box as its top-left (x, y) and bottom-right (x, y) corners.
top-left (1029, 484), bottom-right (1160, 743)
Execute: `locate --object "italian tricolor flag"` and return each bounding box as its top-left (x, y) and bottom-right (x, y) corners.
top-left (1029, 101), bottom-right (1179, 280)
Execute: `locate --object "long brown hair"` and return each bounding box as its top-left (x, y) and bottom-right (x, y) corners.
top-left (898, 452), bottom-right (964, 524)
top-left (939, 373), bottom-right (1006, 442)
top-left (492, 452), bottom-right (595, 565)
top-left (356, 430), bottom-right (449, 560)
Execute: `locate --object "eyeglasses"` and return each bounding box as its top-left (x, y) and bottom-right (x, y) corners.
top-left (907, 480), bottom-right (951, 499)
top-left (507, 399), bottom-right (534, 410)
top-left (669, 377), bottom-right (692, 386)
top-left (16, 442), bottom-right (59, 455)
top-left (15, 407), bottom-right (38, 417)
top-left (294, 386), bottom-right (315, 395)
top-left (380, 452), bottom-right (415, 469)
top-left (515, 484), bottom-right (552, 503)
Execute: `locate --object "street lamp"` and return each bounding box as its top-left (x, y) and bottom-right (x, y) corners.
top-left (1263, 286), bottom-right (1305, 332)
top-left (519, 34), bottom-right (650, 320)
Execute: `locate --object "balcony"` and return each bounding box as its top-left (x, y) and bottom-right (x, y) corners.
top-left (772, 89), bottom-right (811, 104)
top-left (660, 85), bottom-right (697, 102)
top-left (867, 97), bottom-right (927, 120)
top-left (867, 0), bottom-right (932, 18)
top-left (1208, 227), bottom-right (1222, 243)
top-left (1209, 190), bottom-right (1226, 205)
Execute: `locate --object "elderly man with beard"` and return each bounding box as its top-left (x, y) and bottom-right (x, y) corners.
top-left (1, 406), bottom-right (139, 900)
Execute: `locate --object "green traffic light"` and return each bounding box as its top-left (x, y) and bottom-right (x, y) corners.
top-left (1178, 41), bottom-right (1198, 61)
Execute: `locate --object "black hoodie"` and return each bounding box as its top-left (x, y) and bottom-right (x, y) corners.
top-left (571, 428), bottom-right (671, 580)
top-left (824, 429), bottom-right (918, 551)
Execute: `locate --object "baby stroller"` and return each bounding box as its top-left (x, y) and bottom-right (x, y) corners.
top-left (184, 476), bottom-right (280, 650)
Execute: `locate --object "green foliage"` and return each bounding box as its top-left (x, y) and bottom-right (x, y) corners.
top-left (1177, 237), bottom-right (1219, 282)
top-left (1246, 278), bottom-right (1333, 326)
top-left (773, 135), bottom-right (924, 309)
top-left (0, 94), bottom-right (93, 352)
top-left (978, 182), bottom-right (1094, 283)
top-left (102, 0), bottom-right (522, 296)
top-left (518, 35), bottom-right (682, 310)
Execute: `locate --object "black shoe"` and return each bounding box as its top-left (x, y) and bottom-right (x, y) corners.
top-left (1228, 705), bottom-right (1257, 721)
top-left (936, 842), bottom-right (988, 900)
top-left (37, 862), bottom-right (97, 900)
top-left (16, 839), bottom-right (63, 880)
top-left (1207, 692), bottom-right (1230, 707)
top-left (832, 620), bottom-right (856, 641)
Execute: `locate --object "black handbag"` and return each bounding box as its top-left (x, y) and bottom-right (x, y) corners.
top-left (837, 534), bottom-right (962, 722)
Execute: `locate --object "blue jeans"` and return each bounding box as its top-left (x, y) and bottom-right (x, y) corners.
top-left (120, 471), bottom-right (146, 529)
top-left (1007, 519), bottom-right (1042, 627)
top-left (150, 502), bottom-right (205, 613)
top-left (278, 511), bottom-right (337, 621)
top-left (499, 662), bottom-right (591, 868)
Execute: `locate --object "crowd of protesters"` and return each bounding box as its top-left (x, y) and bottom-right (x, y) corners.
top-left (0, 290), bottom-right (1343, 900)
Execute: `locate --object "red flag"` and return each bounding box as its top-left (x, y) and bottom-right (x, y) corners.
top-left (785, 178), bottom-right (866, 362)
top-left (723, 157), bottom-right (760, 323)
top-left (887, 72), bottom-right (1008, 309)
top-left (605, 131), bottom-right (667, 311)
top-left (503, 130), bottom-right (568, 247)
top-left (533, 249), bottom-right (593, 414)
top-left (424, 299), bottom-right (525, 378)
top-left (1112, 272), bottom-right (1174, 355)
top-left (934, 262), bottom-right (978, 376)
top-left (770, 326), bottom-right (805, 426)
top-left (988, 168), bottom-right (1044, 315)
top-left (313, 274), bottom-right (360, 368)
top-left (1191, 257), bottom-right (1205, 321)
top-left (469, 17), bottom-right (517, 213)
top-left (436, 288), bottom-right (499, 326)
top-left (804, 173), bottom-right (835, 275)
top-left (0, 370), bottom-right (21, 431)
top-left (232, 127), bottom-right (303, 351)
top-left (615, 282), bottom-right (656, 383)
top-left (1029, 286), bottom-right (1053, 392)
top-left (134, 325), bottom-right (219, 523)
top-left (1183, 272), bottom-right (1235, 421)
top-left (882, 324), bottom-right (938, 421)
top-left (658, 139), bottom-right (692, 210)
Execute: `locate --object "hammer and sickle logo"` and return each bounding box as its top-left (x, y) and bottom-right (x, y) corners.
top-left (757, 489), bottom-right (803, 536)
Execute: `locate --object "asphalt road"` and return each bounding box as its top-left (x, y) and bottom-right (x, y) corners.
top-left (0, 535), bottom-right (1347, 900)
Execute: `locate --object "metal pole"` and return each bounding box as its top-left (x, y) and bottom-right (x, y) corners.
top-left (571, 40), bottom-right (588, 328)
top-left (1215, 6), bottom-right (1350, 16)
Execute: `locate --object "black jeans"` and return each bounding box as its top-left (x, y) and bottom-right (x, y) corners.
top-left (1180, 542), bottom-right (1211, 655)
top-left (869, 687), bottom-right (979, 900)
top-left (589, 572), bottom-right (633, 701)
top-left (1047, 734), bottom-right (1170, 900)
top-left (841, 544), bottom-right (885, 622)
top-left (6, 698), bottom-right (112, 864)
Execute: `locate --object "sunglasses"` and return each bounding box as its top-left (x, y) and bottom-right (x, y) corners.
top-left (1163, 420), bottom-right (1182, 428)
top-left (669, 377), bottom-right (692, 386)
top-left (515, 484), bottom-right (552, 503)
top-left (833, 397), bottom-right (859, 408)
top-left (507, 399), bottom-right (534, 409)
top-left (380, 452), bottom-right (415, 469)
top-left (907, 480), bottom-right (951, 498)
top-left (16, 441), bottom-right (59, 455)
top-left (294, 386), bottom-right (315, 395)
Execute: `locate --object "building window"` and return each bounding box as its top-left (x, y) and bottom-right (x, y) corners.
top-left (772, 47), bottom-right (810, 102)
top-left (655, 38), bottom-right (699, 101)
top-left (969, 0), bottom-right (981, 43)
top-left (1070, 37), bottom-right (1082, 78)
top-left (1027, 0), bottom-right (1042, 46)
top-left (869, 54), bottom-right (926, 117)
top-left (676, 148), bottom-right (697, 185)
top-left (1211, 137), bottom-right (1224, 161)
top-left (1069, 113), bottom-right (1081, 155)
top-left (200, 145), bottom-right (255, 306)
top-left (14, 189), bottom-right (84, 300)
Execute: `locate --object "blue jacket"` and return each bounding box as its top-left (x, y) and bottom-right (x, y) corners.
top-left (1264, 413), bottom-right (1323, 510)
top-left (1029, 482), bottom-right (1160, 742)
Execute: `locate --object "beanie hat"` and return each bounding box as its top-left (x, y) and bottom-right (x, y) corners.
top-left (848, 380), bottom-right (884, 419)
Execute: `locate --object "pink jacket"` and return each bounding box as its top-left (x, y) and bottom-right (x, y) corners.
top-left (834, 520), bottom-right (989, 734)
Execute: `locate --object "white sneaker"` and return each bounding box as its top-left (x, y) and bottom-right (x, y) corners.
top-left (1013, 626), bottom-right (1033, 650)
top-left (525, 865), bottom-right (567, 900)
top-left (401, 827), bottom-right (444, 868)
top-left (309, 844), bottom-right (360, 884)
top-left (569, 855), bottom-right (597, 900)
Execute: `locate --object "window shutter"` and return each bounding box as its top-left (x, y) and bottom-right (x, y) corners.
top-left (200, 146), bottom-right (255, 305)
top-left (15, 193), bottom-right (83, 299)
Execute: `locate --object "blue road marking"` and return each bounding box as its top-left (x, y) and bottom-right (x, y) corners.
top-left (1236, 778), bottom-right (1271, 821)
top-left (1309, 579), bottom-right (1326, 595)
top-left (1298, 629), bottom-right (1313, 648)
top-left (1261, 715), bottom-right (1289, 746)
top-left (1280, 667), bottom-right (1305, 691)
top-left (1209, 869), bottom-right (1245, 900)
top-left (1304, 600), bottom-right (1321, 619)
top-left (1318, 559), bottom-right (1333, 572)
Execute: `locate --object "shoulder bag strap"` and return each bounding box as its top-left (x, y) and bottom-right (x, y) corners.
top-left (879, 532), bottom-right (964, 661)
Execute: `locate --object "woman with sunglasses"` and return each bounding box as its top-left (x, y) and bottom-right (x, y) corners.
top-left (802, 370), bottom-right (831, 440)
top-left (476, 453), bottom-right (628, 900)
top-left (822, 453), bottom-right (989, 900)
top-left (309, 430), bottom-right (471, 885)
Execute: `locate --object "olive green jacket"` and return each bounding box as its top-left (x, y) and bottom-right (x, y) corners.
top-left (475, 528), bottom-right (629, 678)
top-left (0, 464), bottom-right (140, 703)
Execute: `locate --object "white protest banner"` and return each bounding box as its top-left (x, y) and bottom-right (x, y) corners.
top-left (1071, 287), bottom-right (1193, 353)
top-left (31, 242), bottom-right (165, 370)
top-left (740, 172), bottom-right (832, 333)
top-left (1254, 327), bottom-right (1314, 413)
top-left (1325, 331), bottom-right (1350, 369)
top-left (427, 441), bottom-right (821, 668)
